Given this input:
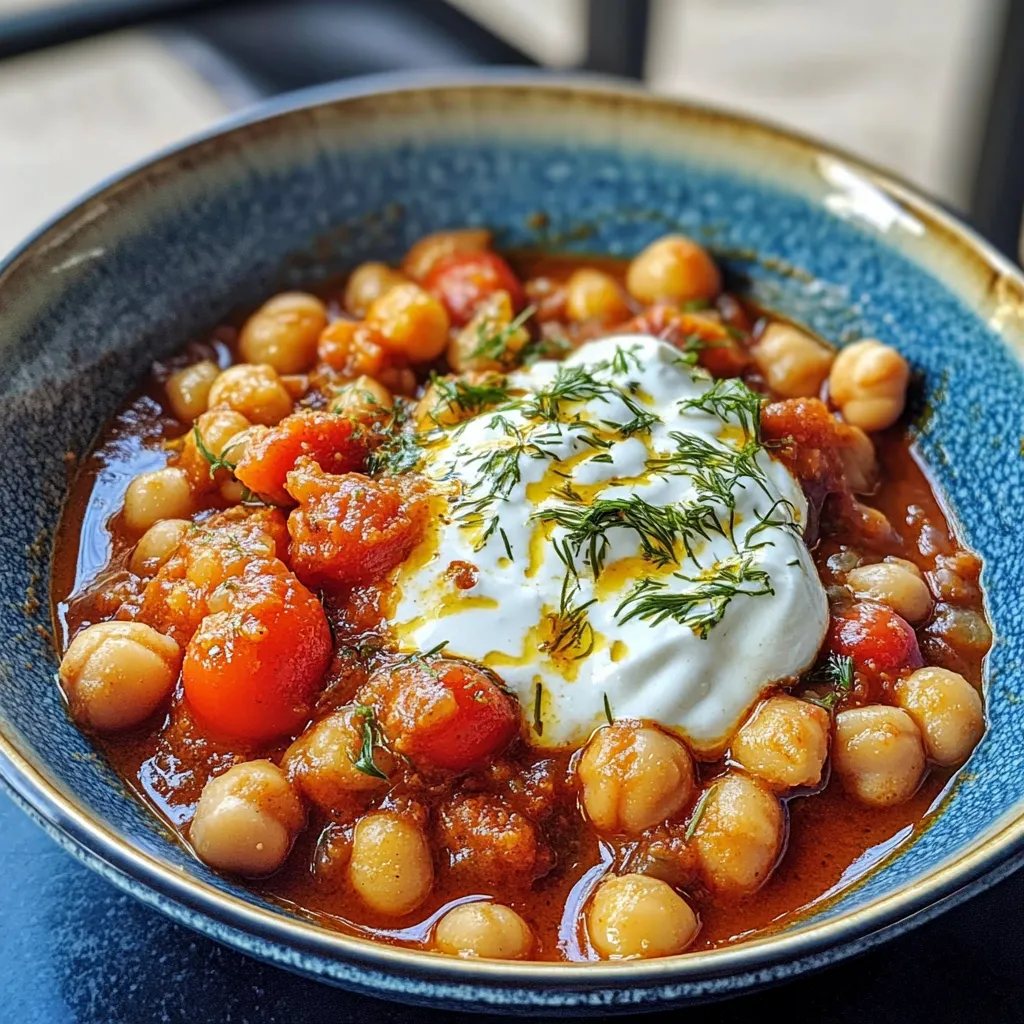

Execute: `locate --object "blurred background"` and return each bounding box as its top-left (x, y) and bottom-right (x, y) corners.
top-left (0, 0), bottom-right (1019, 260)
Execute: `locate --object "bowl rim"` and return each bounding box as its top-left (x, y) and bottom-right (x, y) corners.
top-left (3, 68), bottom-right (1023, 993)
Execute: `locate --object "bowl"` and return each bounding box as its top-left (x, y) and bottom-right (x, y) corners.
top-left (1, 72), bottom-right (1023, 1013)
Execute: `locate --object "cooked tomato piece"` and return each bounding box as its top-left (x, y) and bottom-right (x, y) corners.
top-left (182, 563), bottom-right (331, 741)
top-left (234, 410), bottom-right (370, 505)
top-left (361, 657), bottom-right (520, 771)
top-left (285, 459), bottom-right (428, 587)
top-left (138, 507), bottom-right (288, 643)
top-left (612, 304), bottom-right (749, 377)
top-left (829, 601), bottom-right (923, 674)
top-left (423, 251), bottom-right (524, 327)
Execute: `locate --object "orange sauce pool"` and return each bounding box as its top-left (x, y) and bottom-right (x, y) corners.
top-left (50, 253), bottom-right (986, 959)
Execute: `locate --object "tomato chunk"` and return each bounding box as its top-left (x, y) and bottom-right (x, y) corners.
top-left (612, 304), bottom-right (749, 377)
top-left (829, 601), bottom-right (923, 674)
top-left (234, 410), bottom-right (369, 505)
top-left (182, 562), bottom-right (331, 741)
top-left (138, 507), bottom-right (288, 644)
top-left (424, 251), bottom-right (524, 327)
top-left (361, 657), bottom-right (520, 771)
top-left (285, 459), bottom-right (428, 587)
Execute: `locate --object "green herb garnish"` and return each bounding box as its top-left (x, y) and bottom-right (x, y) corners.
top-left (469, 304), bottom-right (536, 364)
top-left (602, 692), bottom-right (614, 726)
top-left (685, 785), bottom-right (716, 840)
top-left (192, 423), bottom-right (242, 478)
top-left (616, 552), bottom-right (774, 638)
top-left (350, 704), bottom-right (389, 781)
top-left (805, 654), bottom-right (856, 710)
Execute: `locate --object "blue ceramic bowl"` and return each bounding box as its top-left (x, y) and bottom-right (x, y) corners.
top-left (1, 73), bottom-right (1023, 1013)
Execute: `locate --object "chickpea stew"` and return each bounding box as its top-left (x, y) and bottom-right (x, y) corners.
top-left (51, 231), bottom-right (990, 962)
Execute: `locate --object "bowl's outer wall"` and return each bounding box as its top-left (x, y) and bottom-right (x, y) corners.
top-left (1, 83), bottom-right (1023, 1010)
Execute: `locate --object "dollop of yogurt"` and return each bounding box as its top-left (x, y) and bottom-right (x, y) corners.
top-left (391, 335), bottom-right (828, 754)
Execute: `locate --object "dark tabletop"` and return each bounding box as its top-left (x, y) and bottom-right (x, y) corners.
top-left (1, 792), bottom-right (1021, 1024)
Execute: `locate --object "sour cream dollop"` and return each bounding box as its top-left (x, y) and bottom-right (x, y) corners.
top-left (391, 335), bottom-right (828, 753)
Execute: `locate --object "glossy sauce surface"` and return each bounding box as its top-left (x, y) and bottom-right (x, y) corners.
top-left (51, 254), bottom-right (985, 960)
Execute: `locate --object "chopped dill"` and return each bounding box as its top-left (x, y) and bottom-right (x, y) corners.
top-left (602, 692), bottom-right (614, 726)
top-left (615, 552), bottom-right (774, 637)
top-left (678, 377), bottom-right (763, 441)
top-left (805, 654), bottom-right (856, 710)
top-left (685, 785), bottom-right (716, 840)
top-left (350, 704), bottom-right (389, 780)
top-left (534, 494), bottom-right (722, 577)
top-left (533, 681), bottom-right (544, 735)
top-left (469, 304), bottom-right (536, 363)
top-left (192, 423), bottom-right (241, 478)
top-left (365, 427), bottom-right (424, 475)
top-left (430, 373), bottom-right (512, 422)
top-left (541, 539), bottom-right (596, 658)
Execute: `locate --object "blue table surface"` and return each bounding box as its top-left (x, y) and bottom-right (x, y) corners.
top-left (2, 790), bottom-right (1021, 1024)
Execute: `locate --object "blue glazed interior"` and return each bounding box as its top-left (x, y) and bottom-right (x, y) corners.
top-left (1, 115), bottom-right (1022, 999)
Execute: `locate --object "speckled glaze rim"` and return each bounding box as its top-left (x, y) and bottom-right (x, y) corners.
top-left (2, 71), bottom-right (1024, 1009)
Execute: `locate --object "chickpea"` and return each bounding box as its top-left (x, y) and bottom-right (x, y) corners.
top-left (165, 360), bottom-right (219, 421)
top-left (238, 293), bottom-right (326, 374)
top-left (317, 319), bottom-right (384, 376)
top-left (349, 812), bottom-right (433, 916)
top-left (129, 518), bottom-right (190, 576)
top-left (730, 695), bottom-right (830, 790)
top-left (59, 621), bottom-right (181, 731)
top-left (434, 903), bottom-right (534, 960)
top-left (564, 268), bottom-right (631, 323)
top-left (692, 773), bottom-right (783, 895)
top-left (365, 283), bottom-right (450, 363)
top-left (838, 425), bottom-right (877, 494)
top-left (625, 234), bottom-right (721, 305)
top-left (343, 262), bottom-right (409, 318)
top-left (894, 667), bottom-right (984, 767)
top-left (845, 560), bottom-right (931, 624)
top-left (829, 339), bottom-right (910, 431)
top-left (329, 375), bottom-right (393, 423)
top-left (283, 707), bottom-right (392, 811)
top-left (123, 467), bottom-right (193, 531)
top-left (447, 291), bottom-right (529, 373)
top-left (577, 723), bottom-right (694, 835)
top-left (179, 409), bottom-right (251, 492)
top-left (587, 874), bottom-right (698, 959)
top-left (833, 705), bottom-right (926, 807)
top-left (752, 323), bottom-right (834, 399)
top-left (190, 760), bottom-right (305, 877)
top-left (208, 364), bottom-right (293, 426)
top-left (401, 228), bottom-right (491, 280)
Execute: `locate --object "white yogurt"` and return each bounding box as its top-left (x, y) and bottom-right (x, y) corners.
top-left (390, 335), bottom-right (828, 754)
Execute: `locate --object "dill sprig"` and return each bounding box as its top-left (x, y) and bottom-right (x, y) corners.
top-left (602, 692), bottom-right (614, 726)
top-left (365, 428), bottom-right (424, 475)
top-left (615, 552), bottom-right (774, 637)
top-left (469, 304), bottom-right (536, 363)
top-left (349, 704), bottom-right (389, 780)
top-left (535, 494), bottom-right (728, 577)
top-left (684, 784), bottom-right (716, 840)
top-left (804, 653), bottom-right (856, 710)
top-left (679, 377), bottom-right (763, 441)
top-left (429, 373), bottom-right (513, 424)
top-left (192, 423), bottom-right (242, 478)
top-left (647, 431), bottom-right (772, 509)
top-left (520, 360), bottom-right (662, 438)
top-left (540, 538), bottom-right (596, 658)
top-left (452, 419), bottom-right (559, 552)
